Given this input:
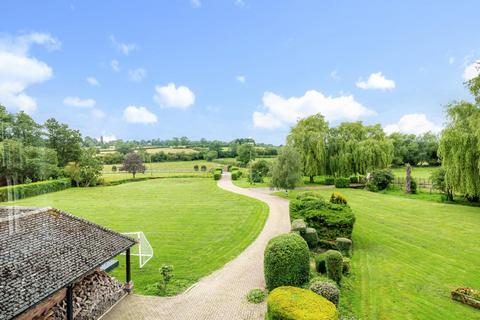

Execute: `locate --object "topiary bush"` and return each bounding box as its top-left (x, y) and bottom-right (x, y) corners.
top-left (200, 165), bottom-right (207, 172)
top-left (264, 233), bottom-right (310, 291)
top-left (325, 250), bottom-right (343, 284)
top-left (335, 238), bottom-right (352, 257)
top-left (213, 172), bottom-right (221, 180)
top-left (315, 253), bottom-right (327, 273)
top-left (303, 227), bottom-right (319, 248)
top-left (290, 194), bottom-right (355, 241)
top-left (342, 257), bottom-right (351, 275)
top-left (291, 218), bottom-right (307, 234)
top-left (193, 165), bottom-right (199, 171)
top-left (267, 286), bottom-right (338, 320)
top-left (310, 280), bottom-right (340, 307)
top-left (334, 177), bottom-right (350, 188)
top-left (231, 170), bottom-right (239, 180)
top-left (330, 192), bottom-right (347, 205)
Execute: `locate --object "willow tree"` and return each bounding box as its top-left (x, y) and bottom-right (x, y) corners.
top-left (287, 114), bottom-right (328, 183)
top-left (438, 97), bottom-right (480, 201)
top-left (328, 122), bottom-right (393, 176)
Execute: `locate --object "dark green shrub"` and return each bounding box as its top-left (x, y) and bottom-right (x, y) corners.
top-left (349, 175), bottom-right (359, 183)
top-left (366, 169), bottom-right (394, 191)
top-left (246, 288), bottom-right (266, 304)
top-left (230, 166), bottom-right (239, 172)
top-left (325, 250), bottom-right (343, 284)
top-left (410, 179), bottom-right (418, 194)
top-left (291, 218), bottom-right (307, 234)
top-left (264, 233), bottom-right (310, 291)
top-left (193, 165), bottom-right (199, 171)
top-left (200, 165), bottom-right (207, 172)
top-left (334, 177), bottom-right (350, 188)
top-left (250, 159), bottom-right (270, 183)
top-left (323, 177), bottom-right (335, 185)
top-left (303, 227), bottom-right (319, 248)
top-left (330, 192), bottom-right (347, 205)
top-left (342, 257), bottom-right (351, 275)
top-left (295, 191), bottom-right (324, 200)
top-left (335, 238), bottom-right (352, 257)
top-left (290, 193), bottom-right (355, 241)
top-left (112, 165), bottom-right (117, 172)
top-left (267, 286), bottom-right (338, 320)
top-left (315, 253), bottom-right (326, 273)
top-left (231, 171), bottom-right (239, 180)
top-left (310, 280), bottom-right (340, 306)
top-left (213, 172), bottom-right (221, 180)
top-left (0, 179), bottom-right (71, 202)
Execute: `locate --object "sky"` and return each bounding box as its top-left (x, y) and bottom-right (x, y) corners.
top-left (1, 0), bottom-right (479, 145)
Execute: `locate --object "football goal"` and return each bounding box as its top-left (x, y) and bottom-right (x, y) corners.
top-left (121, 231), bottom-right (153, 268)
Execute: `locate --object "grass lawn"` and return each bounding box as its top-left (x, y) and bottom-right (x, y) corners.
top-left (391, 166), bottom-right (437, 180)
top-left (8, 178), bottom-right (268, 296)
top-left (276, 188), bottom-right (480, 319)
top-left (102, 160), bottom-right (221, 183)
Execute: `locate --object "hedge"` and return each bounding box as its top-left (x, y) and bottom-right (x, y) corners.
top-left (0, 178), bottom-right (71, 202)
top-left (264, 233), bottom-right (310, 291)
top-left (213, 172), bottom-right (221, 180)
top-left (322, 177), bottom-right (335, 185)
top-left (290, 193), bottom-right (355, 240)
top-left (334, 177), bottom-right (350, 188)
top-left (267, 286), bottom-right (338, 320)
top-left (325, 250), bottom-right (343, 284)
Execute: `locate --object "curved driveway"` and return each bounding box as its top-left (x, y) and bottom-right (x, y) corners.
top-left (102, 173), bottom-right (290, 320)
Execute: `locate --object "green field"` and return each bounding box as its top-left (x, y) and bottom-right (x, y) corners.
top-left (276, 188), bottom-right (480, 319)
top-left (102, 160), bottom-right (221, 183)
top-left (391, 166), bottom-right (436, 180)
top-left (8, 178), bottom-right (268, 295)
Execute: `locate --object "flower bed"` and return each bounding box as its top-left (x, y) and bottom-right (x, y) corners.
top-left (451, 287), bottom-right (480, 309)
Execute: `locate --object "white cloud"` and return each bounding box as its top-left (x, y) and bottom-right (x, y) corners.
top-left (356, 72), bottom-right (395, 90)
top-left (330, 70), bottom-right (340, 80)
top-left (236, 75), bottom-right (246, 83)
top-left (153, 83), bottom-right (195, 109)
top-left (253, 90), bottom-right (376, 129)
top-left (463, 60), bottom-right (480, 80)
top-left (110, 35), bottom-right (136, 55)
top-left (191, 0), bottom-right (201, 8)
top-left (86, 76), bottom-right (100, 86)
top-left (384, 113), bottom-right (442, 135)
top-left (110, 59), bottom-right (120, 72)
top-left (448, 57), bottom-right (455, 65)
top-left (128, 68), bottom-right (147, 82)
top-left (123, 106), bottom-right (158, 124)
top-left (0, 32), bottom-right (59, 114)
top-left (63, 96), bottom-right (96, 108)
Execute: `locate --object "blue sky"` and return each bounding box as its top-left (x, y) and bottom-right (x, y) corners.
top-left (1, 0), bottom-right (479, 144)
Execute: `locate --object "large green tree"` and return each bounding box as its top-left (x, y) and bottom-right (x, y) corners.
top-left (270, 146), bottom-right (302, 192)
top-left (44, 118), bottom-right (82, 166)
top-left (287, 114), bottom-right (328, 182)
top-left (438, 92), bottom-right (480, 201)
top-left (236, 143), bottom-right (257, 166)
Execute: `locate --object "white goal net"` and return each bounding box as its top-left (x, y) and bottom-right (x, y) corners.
top-left (121, 232), bottom-right (153, 268)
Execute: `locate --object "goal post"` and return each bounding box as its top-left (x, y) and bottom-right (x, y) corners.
top-left (121, 232), bottom-right (153, 268)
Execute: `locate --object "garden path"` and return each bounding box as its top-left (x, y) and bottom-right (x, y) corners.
top-left (101, 172), bottom-right (290, 320)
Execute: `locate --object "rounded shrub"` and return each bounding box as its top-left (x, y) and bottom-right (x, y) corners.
top-left (310, 280), bottom-right (340, 306)
top-left (334, 177), bottom-right (350, 188)
top-left (193, 165), bottom-right (199, 171)
top-left (315, 253), bottom-right (326, 273)
top-left (303, 227), bottom-right (319, 248)
top-left (264, 233), bottom-right (310, 291)
top-left (335, 238), bottom-right (352, 257)
top-left (267, 286), bottom-right (338, 320)
top-left (213, 172), bottom-right (221, 180)
top-left (231, 171), bottom-right (239, 180)
top-left (342, 257), bottom-right (351, 275)
top-left (330, 192), bottom-right (347, 205)
top-left (200, 165), bottom-right (207, 172)
top-left (325, 250), bottom-right (343, 284)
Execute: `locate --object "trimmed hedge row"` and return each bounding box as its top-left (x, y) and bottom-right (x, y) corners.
top-left (290, 192), bottom-right (355, 241)
top-left (0, 178), bottom-right (71, 202)
top-left (267, 286), bottom-right (338, 320)
top-left (334, 177), bottom-right (350, 188)
top-left (213, 168), bottom-right (222, 180)
top-left (264, 233), bottom-right (310, 291)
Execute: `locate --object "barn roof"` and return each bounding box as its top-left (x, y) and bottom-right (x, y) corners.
top-left (0, 206), bottom-right (135, 320)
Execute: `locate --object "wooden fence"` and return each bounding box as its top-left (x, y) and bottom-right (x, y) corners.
top-left (393, 177), bottom-right (432, 190)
